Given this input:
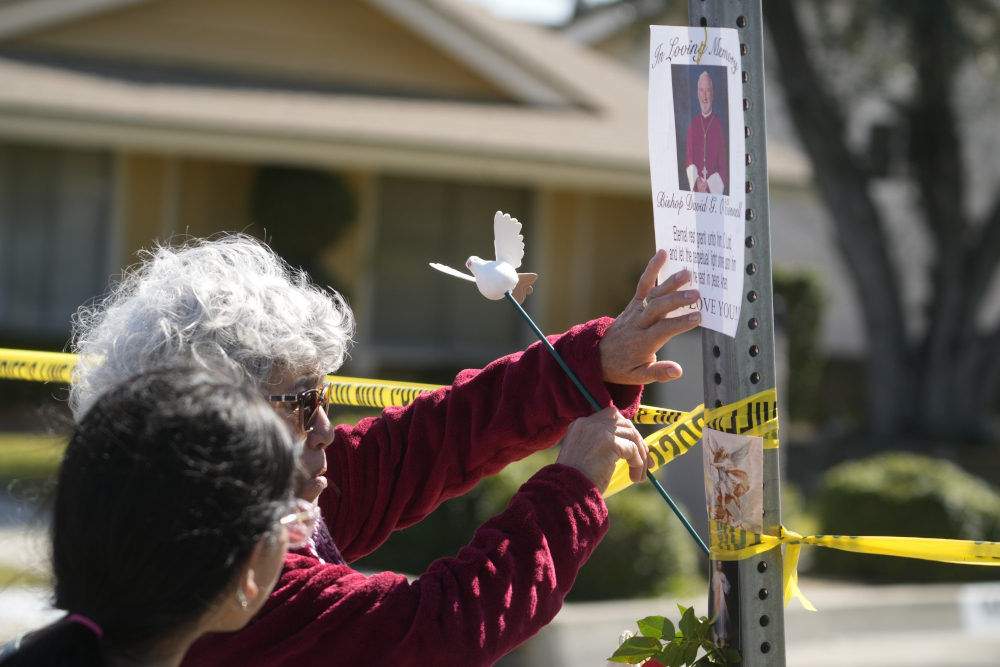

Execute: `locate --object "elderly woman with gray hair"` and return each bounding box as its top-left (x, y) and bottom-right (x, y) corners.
top-left (69, 234), bottom-right (701, 667)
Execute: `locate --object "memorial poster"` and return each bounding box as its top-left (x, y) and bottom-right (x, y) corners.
top-left (648, 26), bottom-right (746, 337)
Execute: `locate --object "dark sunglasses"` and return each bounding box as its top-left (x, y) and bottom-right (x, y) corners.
top-left (267, 382), bottom-right (331, 431)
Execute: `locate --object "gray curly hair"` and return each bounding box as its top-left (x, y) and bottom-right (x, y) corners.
top-left (70, 235), bottom-right (354, 419)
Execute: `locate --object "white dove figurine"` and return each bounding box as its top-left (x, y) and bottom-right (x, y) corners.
top-left (430, 211), bottom-right (538, 304)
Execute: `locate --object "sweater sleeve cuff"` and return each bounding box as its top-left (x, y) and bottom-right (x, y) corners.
top-left (528, 462), bottom-right (609, 528)
top-left (552, 317), bottom-right (643, 419)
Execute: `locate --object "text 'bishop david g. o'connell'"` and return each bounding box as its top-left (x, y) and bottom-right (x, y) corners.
top-left (656, 191), bottom-right (743, 219)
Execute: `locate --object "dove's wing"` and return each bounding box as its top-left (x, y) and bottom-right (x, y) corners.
top-left (494, 211), bottom-right (524, 269)
top-left (429, 263), bottom-right (476, 282)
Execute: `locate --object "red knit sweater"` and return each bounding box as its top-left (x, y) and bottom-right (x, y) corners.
top-left (183, 318), bottom-right (642, 667)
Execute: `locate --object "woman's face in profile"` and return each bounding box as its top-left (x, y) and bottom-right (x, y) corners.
top-left (268, 372), bottom-right (336, 504)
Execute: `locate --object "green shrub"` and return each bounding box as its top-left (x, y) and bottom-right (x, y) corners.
top-left (354, 449), bottom-right (701, 600)
top-left (812, 452), bottom-right (1000, 582)
top-left (566, 479), bottom-right (700, 601)
top-left (781, 482), bottom-right (818, 538)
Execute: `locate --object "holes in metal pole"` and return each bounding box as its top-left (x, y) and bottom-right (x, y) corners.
top-left (758, 588), bottom-right (768, 600)
top-left (748, 318), bottom-right (759, 330)
top-left (743, 98), bottom-right (751, 110)
top-left (757, 561), bottom-right (767, 573)
top-left (714, 399), bottom-right (723, 408)
top-left (749, 345), bottom-right (760, 357)
top-left (742, 71), bottom-right (749, 83)
top-left (751, 372), bottom-right (761, 384)
top-left (747, 290), bottom-right (757, 303)
top-left (759, 615), bottom-right (770, 627)
top-left (714, 372), bottom-right (722, 385)
top-left (746, 181), bottom-right (754, 193)
top-left (741, 43), bottom-right (748, 56)
top-left (746, 208), bottom-right (755, 221)
top-left (700, 16), bottom-right (707, 26)
top-left (745, 126), bottom-right (751, 138)
top-left (713, 345), bottom-right (721, 358)
top-left (745, 235), bottom-right (755, 248)
top-left (746, 153), bottom-right (753, 165)
top-left (746, 263), bottom-right (757, 275)
top-left (737, 15), bottom-right (747, 28)
top-left (761, 642), bottom-right (771, 654)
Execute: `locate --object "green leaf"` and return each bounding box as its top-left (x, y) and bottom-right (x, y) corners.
top-left (679, 606), bottom-right (698, 639)
top-left (677, 603), bottom-right (689, 617)
top-left (662, 642), bottom-right (685, 667)
top-left (609, 636), bottom-right (662, 664)
top-left (726, 649), bottom-right (742, 664)
top-left (638, 615), bottom-right (676, 640)
top-left (683, 641), bottom-right (700, 666)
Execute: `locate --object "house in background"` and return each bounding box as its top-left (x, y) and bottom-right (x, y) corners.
top-left (0, 0), bottom-right (812, 385)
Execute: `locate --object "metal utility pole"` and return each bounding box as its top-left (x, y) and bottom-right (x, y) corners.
top-left (692, 1), bottom-right (786, 665)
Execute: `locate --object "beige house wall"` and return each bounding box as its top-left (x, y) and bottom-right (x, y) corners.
top-left (538, 189), bottom-right (654, 335)
top-left (117, 154), bottom-right (255, 264)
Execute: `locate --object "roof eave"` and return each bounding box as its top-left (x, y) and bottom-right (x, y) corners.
top-left (0, 106), bottom-right (654, 193)
top-left (0, 0), bottom-right (152, 41)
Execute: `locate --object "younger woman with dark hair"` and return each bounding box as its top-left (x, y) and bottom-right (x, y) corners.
top-left (0, 367), bottom-right (312, 667)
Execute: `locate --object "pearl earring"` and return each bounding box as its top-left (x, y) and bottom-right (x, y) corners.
top-left (236, 586), bottom-right (249, 611)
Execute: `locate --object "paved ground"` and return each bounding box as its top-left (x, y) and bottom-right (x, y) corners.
top-left (499, 578), bottom-right (1000, 667)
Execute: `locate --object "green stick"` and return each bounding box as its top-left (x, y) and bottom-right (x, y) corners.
top-left (504, 291), bottom-right (709, 557)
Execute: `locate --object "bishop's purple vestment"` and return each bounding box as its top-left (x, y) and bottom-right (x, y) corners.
top-left (685, 109), bottom-right (727, 193)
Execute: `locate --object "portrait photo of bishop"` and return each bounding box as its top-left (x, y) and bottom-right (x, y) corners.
top-left (672, 65), bottom-right (730, 196)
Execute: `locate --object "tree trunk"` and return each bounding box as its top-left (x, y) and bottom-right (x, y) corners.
top-left (763, 0), bottom-right (915, 438)
top-left (764, 0), bottom-right (1000, 443)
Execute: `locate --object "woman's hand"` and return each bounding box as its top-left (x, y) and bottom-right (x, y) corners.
top-left (599, 249), bottom-right (701, 385)
top-left (556, 408), bottom-right (649, 494)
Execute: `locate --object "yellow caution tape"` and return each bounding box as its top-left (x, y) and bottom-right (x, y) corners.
top-left (323, 375), bottom-right (439, 408)
top-left (704, 387), bottom-right (779, 448)
top-left (0, 348), bottom-right (681, 423)
top-left (0, 348), bottom-right (77, 383)
top-left (709, 520), bottom-right (1000, 611)
top-left (604, 405), bottom-right (706, 497)
top-left (605, 388), bottom-right (780, 497)
top-left (633, 405), bottom-right (688, 425)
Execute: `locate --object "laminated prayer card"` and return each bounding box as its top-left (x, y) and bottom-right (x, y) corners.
top-left (703, 428), bottom-right (763, 535)
top-left (648, 26), bottom-right (746, 337)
